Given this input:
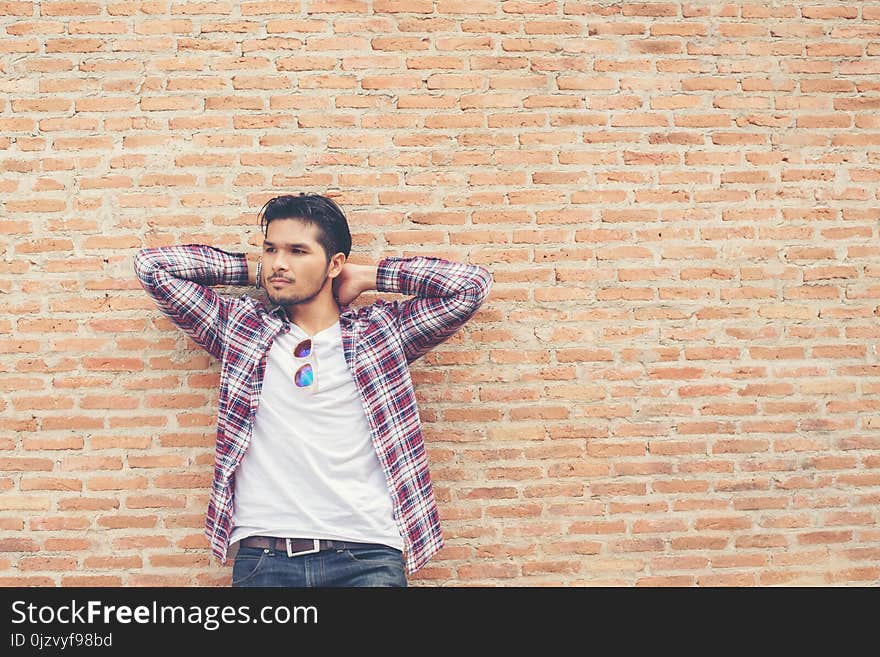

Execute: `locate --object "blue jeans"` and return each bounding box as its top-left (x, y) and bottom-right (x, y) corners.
top-left (231, 542), bottom-right (408, 587)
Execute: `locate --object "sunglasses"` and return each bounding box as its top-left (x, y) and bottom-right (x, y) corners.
top-left (293, 338), bottom-right (317, 391)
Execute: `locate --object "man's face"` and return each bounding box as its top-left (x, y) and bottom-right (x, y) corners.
top-left (262, 218), bottom-right (333, 306)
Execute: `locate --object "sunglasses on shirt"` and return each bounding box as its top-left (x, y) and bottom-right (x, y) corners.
top-left (293, 338), bottom-right (317, 390)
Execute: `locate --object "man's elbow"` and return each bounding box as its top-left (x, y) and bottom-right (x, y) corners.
top-left (133, 248), bottom-right (150, 275)
top-left (473, 265), bottom-right (493, 306)
top-left (460, 265), bottom-right (492, 314)
top-left (133, 248), bottom-right (161, 289)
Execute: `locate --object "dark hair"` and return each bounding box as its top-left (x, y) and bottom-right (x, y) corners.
top-left (257, 193), bottom-right (352, 263)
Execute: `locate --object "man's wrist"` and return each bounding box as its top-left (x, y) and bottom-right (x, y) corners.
top-left (244, 257), bottom-right (259, 287)
top-left (359, 264), bottom-right (378, 292)
top-left (375, 256), bottom-right (404, 294)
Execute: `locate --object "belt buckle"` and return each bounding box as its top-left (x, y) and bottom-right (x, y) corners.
top-left (286, 538), bottom-right (320, 558)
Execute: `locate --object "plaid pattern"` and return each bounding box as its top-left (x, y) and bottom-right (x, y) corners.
top-left (133, 244), bottom-right (492, 574)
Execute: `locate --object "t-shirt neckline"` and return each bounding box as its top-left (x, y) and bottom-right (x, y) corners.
top-left (290, 319), bottom-right (340, 339)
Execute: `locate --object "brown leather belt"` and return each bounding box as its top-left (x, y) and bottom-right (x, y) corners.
top-left (239, 535), bottom-right (394, 557)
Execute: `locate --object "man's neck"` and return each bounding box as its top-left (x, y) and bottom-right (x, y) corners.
top-left (284, 296), bottom-right (341, 337)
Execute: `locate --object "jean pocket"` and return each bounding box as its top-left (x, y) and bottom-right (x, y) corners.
top-left (340, 546), bottom-right (404, 566)
top-left (232, 550), bottom-right (267, 586)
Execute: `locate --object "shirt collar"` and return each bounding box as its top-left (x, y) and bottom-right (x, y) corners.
top-left (268, 303), bottom-right (288, 321)
top-left (268, 301), bottom-right (356, 326)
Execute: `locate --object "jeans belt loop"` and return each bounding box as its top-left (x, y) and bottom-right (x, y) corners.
top-left (286, 538), bottom-right (320, 558)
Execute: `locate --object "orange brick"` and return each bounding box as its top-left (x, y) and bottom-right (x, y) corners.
top-left (3, 7), bottom-right (880, 589)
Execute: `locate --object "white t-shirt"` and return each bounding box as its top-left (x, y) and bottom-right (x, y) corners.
top-left (229, 319), bottom-right (404, 550)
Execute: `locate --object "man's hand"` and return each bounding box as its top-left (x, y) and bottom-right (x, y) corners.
top-left (333, 262), bottom-right (378, 306)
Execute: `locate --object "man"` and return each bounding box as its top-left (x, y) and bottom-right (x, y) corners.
top-left (133, 193), bottom-right (492, 587)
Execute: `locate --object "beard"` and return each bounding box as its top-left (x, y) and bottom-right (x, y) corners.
top-left (266, 268), bottom-right (330, 307)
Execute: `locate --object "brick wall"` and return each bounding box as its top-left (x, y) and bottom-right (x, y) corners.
top-left (2, 1), bottom-right (879, 586)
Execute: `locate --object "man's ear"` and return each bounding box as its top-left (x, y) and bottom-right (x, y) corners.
top-left (328, 252), bottom-right (346, 278)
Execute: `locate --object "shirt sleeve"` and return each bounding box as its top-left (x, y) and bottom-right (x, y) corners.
top-left (375, 255), bottom-right (492, 364)
top-left (133, 244), bottom-right (250, 362)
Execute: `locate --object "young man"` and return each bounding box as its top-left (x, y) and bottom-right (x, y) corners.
top-left (133, 194), bottom-right (492, 587)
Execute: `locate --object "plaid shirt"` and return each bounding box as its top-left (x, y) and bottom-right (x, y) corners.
top-left (133, 244), bottom-right (492, 574)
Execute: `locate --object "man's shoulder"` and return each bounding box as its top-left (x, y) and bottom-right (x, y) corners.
top-left (226, 292), bottom-right (273, 323)
top-left (349, 297), bottom-right (402, 318)
top-left (336, 299), bottom-right (402, 334)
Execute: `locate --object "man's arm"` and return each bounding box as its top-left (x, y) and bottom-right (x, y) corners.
top-left (133, 244), bottom-right (254, 361)
top-left (359, 256), bottom-right (492, 364)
